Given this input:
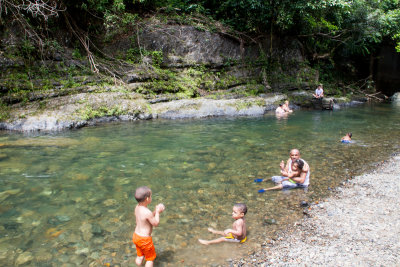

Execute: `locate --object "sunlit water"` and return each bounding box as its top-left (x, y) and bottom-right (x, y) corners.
top-left (1, 103), bottom-right (400, 266)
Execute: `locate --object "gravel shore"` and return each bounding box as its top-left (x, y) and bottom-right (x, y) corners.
top-left (235, 154), bottom-right (400, 266)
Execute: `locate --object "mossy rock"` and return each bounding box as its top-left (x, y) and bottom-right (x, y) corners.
top-left (288, 90), bottom-right (313, 107)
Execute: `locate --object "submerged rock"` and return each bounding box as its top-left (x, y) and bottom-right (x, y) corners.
top-left (15, 252), bottom-right (33, 266)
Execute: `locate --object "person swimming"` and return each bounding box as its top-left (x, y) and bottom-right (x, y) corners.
top-left (341, 132), bottom-right (352, 143)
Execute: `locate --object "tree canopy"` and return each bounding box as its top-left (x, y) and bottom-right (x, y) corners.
top-left (1, 0), bottom-right (399, 61)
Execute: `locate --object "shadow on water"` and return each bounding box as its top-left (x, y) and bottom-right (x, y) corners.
top-left (0, 103), bottom-right (400, 266)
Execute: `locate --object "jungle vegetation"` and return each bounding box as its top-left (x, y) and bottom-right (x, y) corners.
top-left (0, 0), bottom-right (399, 94)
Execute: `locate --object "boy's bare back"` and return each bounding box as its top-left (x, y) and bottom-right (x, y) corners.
top-left (135, 204), bottom-right (165, 237)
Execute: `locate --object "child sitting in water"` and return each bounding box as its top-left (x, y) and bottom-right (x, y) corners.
top-left (279, 159), bottom-right (303, 184)
top-left (198, 203), bottom-right (247, 245)
top-left (341, 132), bottom-right (352, 143)
top-left (258, 159), bottom-right (305, 191)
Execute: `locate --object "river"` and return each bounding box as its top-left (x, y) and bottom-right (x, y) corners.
top-left (0, 102), bottom-right (399, 266)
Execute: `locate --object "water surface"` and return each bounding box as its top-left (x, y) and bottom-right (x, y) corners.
top-left (0, 103), bottom-right (399, 266)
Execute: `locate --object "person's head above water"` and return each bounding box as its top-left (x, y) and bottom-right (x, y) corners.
top-left (289, 149), bottom-right (301, 161)
top-left (347, 132), bottom-right (352, 138)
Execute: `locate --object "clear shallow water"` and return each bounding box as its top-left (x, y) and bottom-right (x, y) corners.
top-left (0, 103), bottom-right (400, 266)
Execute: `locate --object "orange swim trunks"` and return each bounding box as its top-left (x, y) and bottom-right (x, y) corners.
top-left (132, 233), bottom-right (156, 261)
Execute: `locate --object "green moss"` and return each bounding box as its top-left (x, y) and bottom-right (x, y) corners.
top-left (230, 99), bottom-right (265, 111)
top-left (0, 101), bottom-right (10, 121)
top-left (233, 101), bottom-right (253, 110)
top-left (146, 104), bottom-right (153, 113)
top-left (38, 100), bottom-right (47, 110)
top-left (77, 104), bottom-right (125, 120)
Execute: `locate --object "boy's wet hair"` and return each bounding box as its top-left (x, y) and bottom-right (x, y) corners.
top-left (234, 203), bottom-right (247, 215)
top-left (135, 186), bottom-right (152, 203)
top-left (294, 159), bottom-right (304, 170)
top-left (348, 132), bottom-right (352, 138)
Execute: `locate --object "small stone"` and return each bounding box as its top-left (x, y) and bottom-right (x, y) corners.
top-left (75, 247), bottom-right (89, 255)
top-left (103, 199), bottom-right (117, 206)
top-left (300, 201), bottom-right (309, 207)
top-left (15, 252), bottom-right (33, 266)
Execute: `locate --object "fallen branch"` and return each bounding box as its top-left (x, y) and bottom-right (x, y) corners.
top-left (366, 92), bottom-right (388, 101)
top-left (63, 12), bottom-right (99, 73)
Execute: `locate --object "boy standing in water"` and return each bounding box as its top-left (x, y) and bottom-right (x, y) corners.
top-left (198, 203), bottom-right (247, 245)
top-left (132, 186), bottom-right (165, 267)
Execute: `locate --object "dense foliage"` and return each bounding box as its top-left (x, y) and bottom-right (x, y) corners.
top-left (1, 0), bottom-right (398, 57)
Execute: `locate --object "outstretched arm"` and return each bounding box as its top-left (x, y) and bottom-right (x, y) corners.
top-left (208, 227), bottom-right (225, 236)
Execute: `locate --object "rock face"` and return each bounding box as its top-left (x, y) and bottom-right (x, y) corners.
top-left (0, 92), bottom-right (286, 131)
top-left (102, 23), bottom-right (317, 93)
top-left (392, 92), bottom-right (400, 103)
top-left (105, 25), bottom-right (259, 67)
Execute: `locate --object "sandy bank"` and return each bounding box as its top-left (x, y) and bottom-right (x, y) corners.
top-left (235, 154), bottom-right (400, 266)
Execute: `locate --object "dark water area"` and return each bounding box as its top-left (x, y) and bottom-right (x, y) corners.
top-left (0, 102), bottom-right (400, 266)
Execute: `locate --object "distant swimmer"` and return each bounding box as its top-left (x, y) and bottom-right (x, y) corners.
top-left (275, 104), bottom-right (286, 114)
top-left (341, 132), bottom-right (352, 143)
top-left (282, 100), bottom-right (293, 113)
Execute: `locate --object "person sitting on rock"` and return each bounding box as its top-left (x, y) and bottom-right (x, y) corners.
top-left (313, 84), bottom-right (324, 99)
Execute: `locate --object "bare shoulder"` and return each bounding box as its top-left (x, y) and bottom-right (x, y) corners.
top-left (136, 205), bottom-right (152, 218)
top-left (234, 218), bottom-right (245, 227)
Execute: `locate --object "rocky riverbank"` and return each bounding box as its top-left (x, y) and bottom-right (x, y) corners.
top-left (234, 153), bottom-right (400, 266)
top-left (0, 89), bottom-right (365, 131)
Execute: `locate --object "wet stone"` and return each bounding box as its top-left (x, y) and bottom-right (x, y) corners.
top-left (89, 251), bottom-right (100, 260)
top-left (0, 189), bottom-right (21, 202)
top-left (103, 199), bottom-right (117, 206)
top-left (48, 216), bottom-right (70, 226)
top-left (35, 249), bottom-right (53, 262)
top-left (4, 222), bottom-right (20, 230)
top-left (15, 251), bottom-right (33, 266)
top-left (300, 201), bottom-right (309, 207)
top-left (79, 223), bottom-right (93, 241)
top-left (263, 218), bottom-right (277, 225)
top-left (88, 209), bottom-right (101, 218)
top-left (56, 215), bottom-right (71, 222)
top-left (91, 224), bottom-right (103, 235)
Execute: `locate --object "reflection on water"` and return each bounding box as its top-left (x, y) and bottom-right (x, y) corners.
top-left (0, 103), bottom-right (400, 266)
